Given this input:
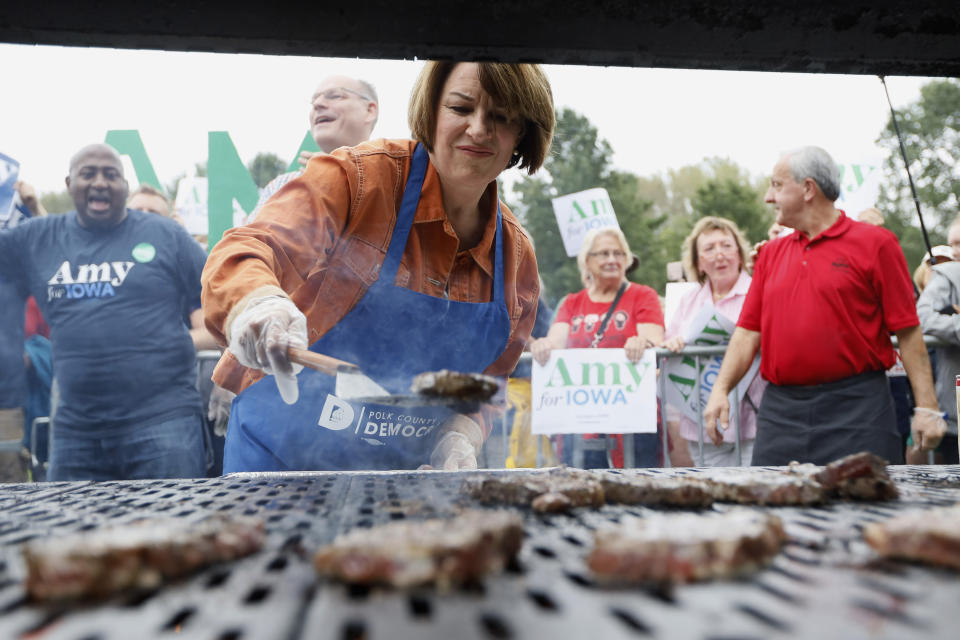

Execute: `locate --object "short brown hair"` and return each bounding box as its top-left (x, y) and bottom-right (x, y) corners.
top-left (128, 183), bottom-right (168, 204)
top-left (408, 62), bottom-right (555, 174)
top-left (682, 216), bottom-right (752, 284)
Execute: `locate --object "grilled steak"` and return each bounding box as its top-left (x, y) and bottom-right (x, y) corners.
top-left (313, 509), bottom-right (523, 588)
top-left (863, 504), bottom-right (960, 570)
top-left (696, 469), bottom-right (827, 505)
top-left (464, 468), bottom-right (605, 513)
top-left (587, 509), bottom-right (786, 584)
top-left (790, 451), bottom-right (899, 500)
top-left (597, 473), bottom-right (715, 508)
top-left (23, 515), bottom-right (265, 602)
top-left (410, 370), bottom-right (499, 401)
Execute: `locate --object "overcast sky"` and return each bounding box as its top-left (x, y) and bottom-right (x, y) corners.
top-left (0, 43), bottom-right (939, 197)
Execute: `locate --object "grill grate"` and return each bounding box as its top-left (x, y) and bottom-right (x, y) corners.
top-left (0, 465), bottom-right (957, 639)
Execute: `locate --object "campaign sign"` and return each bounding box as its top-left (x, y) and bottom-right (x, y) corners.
top-left (532, 348), bottom-right (657, 434)
top-left (662, 306), bottom-right (759, 424)
top-left (551, 188), bottom-right (620, 257)
top-left (0, 152), bottom-right (21, 228)
top-left (836, 158), bottom-right (883, 218)
top-left (174, 176), bottom-right (210, 235)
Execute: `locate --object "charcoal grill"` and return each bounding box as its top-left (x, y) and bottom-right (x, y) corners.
top-left (0, 465), bottom-right (958, 640)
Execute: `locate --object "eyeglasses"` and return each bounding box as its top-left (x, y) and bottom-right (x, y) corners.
top-left (312, 87), bottom-right (374, 104)
top-left (588, 250), bottom-right (627, 259)
top-left (699, 242), bottom-right (739, 257)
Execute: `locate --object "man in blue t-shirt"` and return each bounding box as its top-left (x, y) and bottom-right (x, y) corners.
top-left (0, 143), bottom-right (209, 481)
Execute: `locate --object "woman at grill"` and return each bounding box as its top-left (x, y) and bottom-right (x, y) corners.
top-left (662, 216), bottom-right (767, 466)
top-left (201, 62), bottom-right (554, 472)
top-left (530, 228), bottom-right (664, 468)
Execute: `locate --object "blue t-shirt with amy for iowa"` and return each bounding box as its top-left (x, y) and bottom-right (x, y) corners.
top-left (0, 210), bottom-right (207, 435)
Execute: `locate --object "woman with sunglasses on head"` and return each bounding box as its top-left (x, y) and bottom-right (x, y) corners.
top-left (531, 228), bottom-right (664, 468)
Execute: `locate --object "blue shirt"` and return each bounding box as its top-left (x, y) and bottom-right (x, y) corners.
top-left (0, 210), bottom-right (207, 434)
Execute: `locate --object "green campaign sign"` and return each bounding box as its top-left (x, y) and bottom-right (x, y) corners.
top-left (104, 129), bottom-right (321, 249)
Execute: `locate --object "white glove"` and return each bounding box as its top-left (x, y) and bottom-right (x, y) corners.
top-left (430, 432), bottom-right (479, 470)
top-left (207, 384), bottom-right (236, 437)
top-left (427, 414), bottom-right (483, 470)
top-left (228, 295), bottom-right (308, 404)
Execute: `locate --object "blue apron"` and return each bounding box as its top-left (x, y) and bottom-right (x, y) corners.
top-left (223, 144), bottom-right (511, 471)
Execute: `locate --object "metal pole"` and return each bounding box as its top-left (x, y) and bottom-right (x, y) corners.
top-left (731, 387), bottom-right (742, 466)
top-left (879, 76), bottom-right (935, 262)
top-left (695, 354), bottom-right (704, 466)
top-left (659, 353), bottom-right (670, 467)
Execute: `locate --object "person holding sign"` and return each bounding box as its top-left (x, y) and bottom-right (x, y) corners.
top-left (202, 62), bottom-right (554, 472)
top-left (662, 217), bottom-right (766, 466)
top-left (703, 146), bottom-right (944, 466)
top-left (531, 228), bottom-right (664, 467)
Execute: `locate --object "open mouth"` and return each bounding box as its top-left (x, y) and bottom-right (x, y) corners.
top-left (87, 194), bottom-right (112, 213)
top-left (314, 115), bottom-right (335, 125)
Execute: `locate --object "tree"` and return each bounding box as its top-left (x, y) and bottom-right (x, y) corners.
top-left (632, 157), bottom-right (769, 286)
top-left (39, 189), bottom-right (74, 214)
top-left (511, 108), bottom-right (662, 303)
top-left (878, 79), bottom-right (960, 269)
top-left (247, 152), bottom-right (287, 189)
top-left (691, 178), bottom-right (772, 244)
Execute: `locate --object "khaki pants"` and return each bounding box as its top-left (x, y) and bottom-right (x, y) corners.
top-left (0, 408), bottom-right (28, 483)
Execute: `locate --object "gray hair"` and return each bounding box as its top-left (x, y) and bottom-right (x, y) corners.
top-left (784, 146), bottom-right (841, 201)
top-left (576, 227), bottom-right (633, 288)
top-left (357, 79), bottom-right (380, 128)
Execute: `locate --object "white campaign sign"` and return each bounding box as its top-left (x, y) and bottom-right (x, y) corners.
top-left (531, 348), bottom-right (657, 434)
top-left (551, 188), bottom-right (620, 257)
top-left (836, 158), bottom-right (883, 219)
top-left (174, 176), bottom-right (210, 235)
top-left (662, 305), bottom-right (760, 424)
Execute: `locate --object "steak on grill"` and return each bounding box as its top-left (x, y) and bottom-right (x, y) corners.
top-left (596, 473), bottom-right (716, 507)
top-left (23, 515), bottom-right (265, 602)
top-left (587, 509), bottom-right (787, 584)
top-left (790, 451), bottom-right (899, 500)
top-left (863, 504), bottom-right (960, 570)
top-left (313, 509), bottom-right (523, 588)
top-left (410, 370), bottom-right (499, 401)
top-left (464, 468), bottom-right (605, 513)
top-left (695, 469), bottom-right (828, 505)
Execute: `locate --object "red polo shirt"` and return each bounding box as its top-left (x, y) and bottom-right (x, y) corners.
top-left (738, 212), bottom-right (918, 386)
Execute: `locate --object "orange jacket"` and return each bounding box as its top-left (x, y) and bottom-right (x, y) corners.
top-left (202, 139), bottom-right (540, 397)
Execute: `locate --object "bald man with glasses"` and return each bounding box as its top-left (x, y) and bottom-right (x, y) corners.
top-left (250, 75), bottom-right (379, 217)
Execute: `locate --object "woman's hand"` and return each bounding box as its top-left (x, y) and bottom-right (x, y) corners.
top-left (228, 295), bottom-right (308, 404)
top-left (623, 335), bottom-right (654, 363)
top-left (421, 414), bottom-right (483, 470)
top-left (662, 336), bottom-right (686, 353)
top-left (530, 337), bottom-right (554, 367)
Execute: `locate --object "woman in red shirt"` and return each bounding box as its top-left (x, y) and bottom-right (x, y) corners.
top-left (531, 228), bottom-right (664, 467)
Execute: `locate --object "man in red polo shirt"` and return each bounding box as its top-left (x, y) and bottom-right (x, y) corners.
top-left (703, 146), bottom-right (945, 465)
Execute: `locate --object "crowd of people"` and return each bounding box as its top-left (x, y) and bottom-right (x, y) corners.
top-left (0, 61), bottom-right (955, 483)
